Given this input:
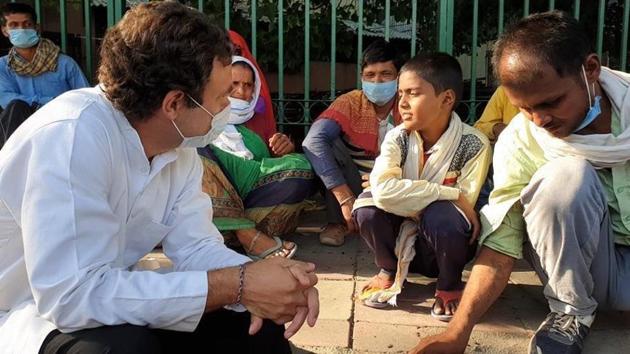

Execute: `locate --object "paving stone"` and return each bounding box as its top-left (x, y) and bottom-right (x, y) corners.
top-left (292, 232), bottom-right (359, 281)
top-left (352, 321), bottom-right (426, 353)
top-left (289, 319), bottom-right (351, 349)
top-left (316, 280), bottom-right (355, 321)
top-left (584, 329), bottom-right (630, 354)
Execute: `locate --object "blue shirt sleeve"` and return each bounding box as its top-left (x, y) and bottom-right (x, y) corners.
top-left (302, 118), bottom-right (347, 190)
top-left (0, 57), bottom-right (36, 109)
top-left (63, 55), bottom-right (90, 90)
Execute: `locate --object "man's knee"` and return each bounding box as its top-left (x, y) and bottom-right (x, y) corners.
top-left (421, 201), bottom-right (470, 239)
top-left (41, 325), bottom-right (161, 354)
top-left (5, 99), bottom-right (31, 111)
top-left (522, 157), bottom-right (605, 216)
top-left (354, 206), bottom-right (379, 226)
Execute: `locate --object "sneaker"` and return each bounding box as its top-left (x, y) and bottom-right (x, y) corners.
top-left (528, 312), bottom-right (593, 354)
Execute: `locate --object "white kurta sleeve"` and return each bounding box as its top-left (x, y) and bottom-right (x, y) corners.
top-left (21, 118), bottom-right (211, 333)
top-left (160, 149), bottom-right (251, 272)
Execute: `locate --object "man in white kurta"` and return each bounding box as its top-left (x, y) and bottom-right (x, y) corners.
top-left (0, 3), bottom-right (318, 353)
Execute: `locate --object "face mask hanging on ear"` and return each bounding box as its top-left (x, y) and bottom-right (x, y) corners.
top-left (171, 94), bottom-right (230, 149)
top-left (573, 65), bottom-right (602, 133)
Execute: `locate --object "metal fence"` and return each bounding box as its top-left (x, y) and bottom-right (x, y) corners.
top-left (6, 0), bottom-right (630, 132)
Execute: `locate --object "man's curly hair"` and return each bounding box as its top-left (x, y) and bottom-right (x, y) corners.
top-left (98, 1), bottom-right (232, 122)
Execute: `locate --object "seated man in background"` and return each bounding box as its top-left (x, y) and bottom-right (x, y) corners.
top-left (0, 2), bottom-right (89, 146)
top-left (473, 85), bottom-right (520, 143)
top-left (199, 55), bottom-right (315, 260)
top-left (303, 39), bottom-right (402, 246)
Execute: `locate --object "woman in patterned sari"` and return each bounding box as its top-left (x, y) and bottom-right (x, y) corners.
top-left (197, 56), bottom-right (314, 259)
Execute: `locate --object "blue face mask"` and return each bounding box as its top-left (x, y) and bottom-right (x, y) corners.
top-left (8, 29), bottom-right (39, 49)
top-left (573, 65), bottom-right (602, 133)
top-left (362, 80), bottom-right (397, 106)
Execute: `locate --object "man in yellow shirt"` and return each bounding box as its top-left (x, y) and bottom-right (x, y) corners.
top-left (474, 86), bottom-right (520, 142)
top-left (410, 11), bottom-right (630, 354)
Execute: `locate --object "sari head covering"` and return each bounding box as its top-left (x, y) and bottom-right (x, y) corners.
top-left (213, 56), bottom-right (262, 160)
top-left (228, 30), bottom-right (277, 142)
top-left (318, 89), bottom-right (402, 156)
top-left (228, 56), bottom-right (262, 125)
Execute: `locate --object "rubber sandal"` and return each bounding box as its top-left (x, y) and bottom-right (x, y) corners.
top-left (319, 224), bottom-right (348, 246)
top-left (360, 274), bottom-right (394, 309)
top-left (431, 289), bottom-right (463, 322)
top-left (246, 234), bottom-right (297, 261)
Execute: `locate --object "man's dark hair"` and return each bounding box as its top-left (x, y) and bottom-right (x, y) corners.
top-left (98, 1), bottom-right (232, 121)
top-left (492, 10), bottom-right (593, 83)
top-left (1, 3), bottom-right (37, 26)
top-left (361, 39), bottom-right (403, 71)
top-left (399, 52), bottom-right (463, 106)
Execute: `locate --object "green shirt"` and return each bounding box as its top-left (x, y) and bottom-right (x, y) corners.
top-left (480, 111), bottom-right (630, 259)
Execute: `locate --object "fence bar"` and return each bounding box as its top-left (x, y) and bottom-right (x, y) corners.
top-left (447, 0), bottom-right (454, 54)
top-left (198, 0), bottom-right (204, 12)
top-left (114, 0), bottom-right (124, 21)
top-left (330, 0), bottom-right (337, 99)
top-left (356, 0), bottom-right (363, 87)
top-left (224, 0), bottom-right (230, 29)
top-left (498, 0), bottom-right (504, 34)
top-left (411, 0), bottom-right (417, 56)
top-left (304, 0), bottom-right (311, 123)
top-left (83, 0), bottom-right (93, 83)
top-left (470, 0), bottom-right (479, 120)
top-left (251, 0), bottom-right (257, 58)
top-left (573, 0), bottom-right (580, 19)
top-left (596, 0), bottom-right (605, 58)
top-left (277, 0), bottom-right (285, 127)
top-left (549, 0), bottom-right (555, 10)
top-left (107, 0), bottom-right (114, 27)
top-left (385, 0), bottom-right (390, 41)
top-left (523, 0), bottom-right (530, 17)
top-left (34, 0), bottom-right (41, 24)
top-left (438, 0), bottom-right (454, 54)
top-left (621, 0), bottom-right (629, 71)
top-left (59, 0), bottom-right (67, 52)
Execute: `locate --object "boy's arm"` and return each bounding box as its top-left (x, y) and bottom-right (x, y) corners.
top-left (457, 134), bottom-right (492, 206)
top-left (370, 129), bottom-right (459, 217)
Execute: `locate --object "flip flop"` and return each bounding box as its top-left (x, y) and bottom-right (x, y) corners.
top-left (247, 236), bottom-right (297, 261)
top-left (360, 274), bottom-right (394, 309)
top-left (430, 289), bottom-right (462, 322)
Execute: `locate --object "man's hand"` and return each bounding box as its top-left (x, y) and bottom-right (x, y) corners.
top-left (241, 258), bottom-right (319, 338)
top-left (408, 330), bottom-right (468, 354)
top-left (453, 193), bottom-right (480, 244)
top-left (269, 133), bottom-right (295, 156)
top-left (331, 184), bottom-right (357, 232)
top-left (491, 122), bottom-right (507, 141)
top-left (361, 174), bottom-right (370, 189)
top-left (341, 202), bottom-right (357, 232)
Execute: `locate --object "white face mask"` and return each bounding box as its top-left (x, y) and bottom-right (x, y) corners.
top-left (172, 94), bottom-right (230, 149)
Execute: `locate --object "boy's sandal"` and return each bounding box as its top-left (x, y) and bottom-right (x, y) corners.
top-left (431, 289), bottom-right (463, 322)
top-left (360, 275), bottom-right (394, 309)
top-left (319, 224), bottom-right (348, 246)
top-left (246, 231), bottom-right (297, 261)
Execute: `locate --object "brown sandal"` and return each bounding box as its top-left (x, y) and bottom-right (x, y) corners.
top-left (319, 224), bottom-right (348, 246)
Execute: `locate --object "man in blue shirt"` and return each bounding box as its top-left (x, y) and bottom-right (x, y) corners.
top-left (0, 2), bottom-right (89, 146)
